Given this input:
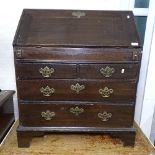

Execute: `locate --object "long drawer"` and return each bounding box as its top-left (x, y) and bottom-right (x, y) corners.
top-left (19, 102), bottom-right (134, 128)
top-left (17, 79), bottom-right (136, 102)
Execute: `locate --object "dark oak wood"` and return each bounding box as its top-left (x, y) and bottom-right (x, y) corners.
top-left (19, 103), bottom-right (134, 128)
top-left (16, 62), bottom-right (139, 80)
top-left (16, 63), bottom-right (77, 79)
top-left (13, 9), bottom-right (141, 48)
top-left (13, 9), bottom-right (142, 147)
top-left (79, 63), bottom-right (139, 79)
top-left (17, 79), bottom-right (136, 102)
top-left (16, 125), bottom-right (136, 148)
top-left (17, 129), bottom-right (44, 148)
top-left (14, 47), bottom-right (141, 63)
top-left (17, 131), bottom-right (32, 148)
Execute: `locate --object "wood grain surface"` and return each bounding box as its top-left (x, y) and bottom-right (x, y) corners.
top-left (16, 63), bottom-right (77, 79)
top-left (0, 121), bottom-right (154, 155)
top-left (13, 9), bottom-right (141, 48)
top-left (17, 79), bottom-right (136, 102)
top-left (14, 47), bottom-right (141, 63)
top-left (19, 103), bottom-right (134, 127)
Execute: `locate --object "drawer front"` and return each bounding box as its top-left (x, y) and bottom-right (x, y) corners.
top-left (17, 79), bottom-right (136, 102)
top-left (19, 103), bottom-right (134, 128)
top-left (14, 47), bottom-right (141, 63)
top-left (16, 63), bottom-right (77, 79)
top-left (79, 64), bottom-right (139, 79)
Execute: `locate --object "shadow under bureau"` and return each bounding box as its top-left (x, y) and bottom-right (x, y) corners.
top-left (13, 9), bottom-right (142, 147)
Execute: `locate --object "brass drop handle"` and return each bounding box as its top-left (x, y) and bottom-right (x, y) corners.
top-left (40, 86), bottom-right (55, 96)
top-left (71, 83), bottom-right (85, 94)
top-left (99, 87), bottom-right (113, 98)
top-left (70, 106), bottom-right (84, 116)
top-left (41, 110), bottom-right (56, 120)
top-left (98, 111), bottom-right (112, 122)
top-left (39, 66), bottom-right (54, 77)
top-left (100, 66), bottom-right (115, 77)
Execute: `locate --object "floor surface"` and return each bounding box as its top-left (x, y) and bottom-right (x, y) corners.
top-left (0, 122), bottom-right (155, 155)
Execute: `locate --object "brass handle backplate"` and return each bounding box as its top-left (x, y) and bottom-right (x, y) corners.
top-left (39, 66), bottom-right (54, 77)
top-left (41, 110), bottom-right (56, 120)
top-left (70, 106), bottom-right (84, 116)
top-left (100, 66), bottom-right (115, 77)
top-left (99, 87), bottom-right (113, 98)
top-left (98, 111), bottom-right (112, 122)
top-left (40, 86), bottom-right (55, 96)
top-left (71, 83), bottom-right (85, 94)
top-left (72, 11), bottom-right (86, 18)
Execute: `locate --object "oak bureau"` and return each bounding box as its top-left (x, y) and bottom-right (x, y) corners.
top-left (13, 9), bottom-right (142, 147)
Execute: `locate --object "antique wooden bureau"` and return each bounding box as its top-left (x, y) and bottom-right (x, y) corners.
top-left (13, 9), bottom-right (142, 147)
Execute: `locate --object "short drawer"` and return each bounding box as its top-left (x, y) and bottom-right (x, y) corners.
top-left (17, 79), bottom-right (136, 102)
top-left (79, 64), bottom-right (139, 79)
top-left (16, 63), bottom-right (77, 79)
top-left (19, 102), bottom-right (134, 128)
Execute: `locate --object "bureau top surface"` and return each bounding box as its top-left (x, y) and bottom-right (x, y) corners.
top-left (13, 9), bottom-right (141, 48)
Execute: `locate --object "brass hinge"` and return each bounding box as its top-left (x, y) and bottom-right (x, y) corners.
top-left (15, 49), bottom-right (22, 58)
